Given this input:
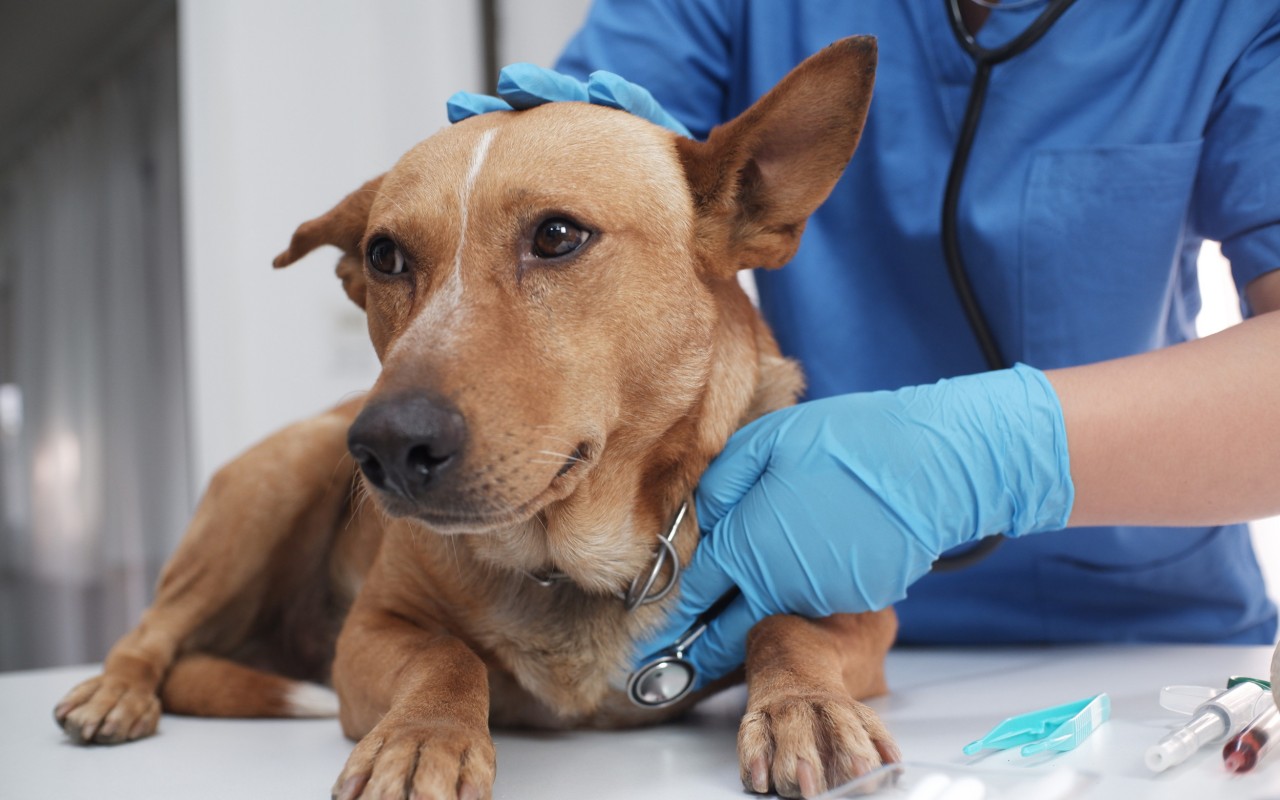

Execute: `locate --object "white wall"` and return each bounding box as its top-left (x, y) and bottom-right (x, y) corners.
top-left (178, 0), bottom-right (483, 493)
top-left (497, 0), bottom-right (592, 66)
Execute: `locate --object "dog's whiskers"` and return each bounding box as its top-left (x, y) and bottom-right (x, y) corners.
top-left (535, 449), bottom-right (586, 461)
top-left (343, 471), bottom-right (370, 533)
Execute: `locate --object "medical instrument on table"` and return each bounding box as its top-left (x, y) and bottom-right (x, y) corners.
top-left (626, 587), bottom-right (740, 708)
top-left (962, 694), bottom-right (1109, 757)
top-left (1227, 675), bottom-right (1273, 690)
top-left (1159, 684), bottom-right (1224, 713)
top-left (1159, 679), bottom-right (1272, 714)
top-left (934, 0), bottom-right (1080, 571)
top-left (1145, 680), bottom-right (1270, 772)
top-left (1223, 702), bottom-right (1279, 774)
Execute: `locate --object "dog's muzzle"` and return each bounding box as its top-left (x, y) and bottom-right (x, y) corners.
top-left (347, 392), bottom-right (467, 501)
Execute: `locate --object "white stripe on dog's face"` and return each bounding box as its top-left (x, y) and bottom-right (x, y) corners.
top-left (445, 128), bottom-right (497, 302)
top-left (388, 127), bottom-right (497, 364)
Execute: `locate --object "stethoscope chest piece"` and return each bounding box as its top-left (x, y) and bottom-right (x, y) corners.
top-left (626, 588), bottom-right (740, 709)
top-left (627, 654), bottom-right (696, 708)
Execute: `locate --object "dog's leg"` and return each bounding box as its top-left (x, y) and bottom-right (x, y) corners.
top-left (331, 588), bottom-right (496, 800)
top-left (53, 398), bottom-right (363, 744)
top-left (738, 610), bottom-right (900, 799)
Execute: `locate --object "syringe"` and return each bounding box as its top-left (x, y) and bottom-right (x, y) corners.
top-left (1145, 681), bottom-right (1269, 772)
top-left (1222, 702), bottom-right (1279, 774)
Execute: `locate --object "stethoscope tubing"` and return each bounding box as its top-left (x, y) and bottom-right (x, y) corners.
top-left (941, 0), bottom-right (1081, 374)
top-left (934, 0), bottom-right (1079, 571)
top-left (945, 0), bottom-right (1079, 66)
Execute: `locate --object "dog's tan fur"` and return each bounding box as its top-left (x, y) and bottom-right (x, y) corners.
top-left (55, 38), bottom-right (896, 799)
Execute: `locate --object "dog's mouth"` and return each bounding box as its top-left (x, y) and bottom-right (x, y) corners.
top-left (371, 440), bottom-right (598, 534)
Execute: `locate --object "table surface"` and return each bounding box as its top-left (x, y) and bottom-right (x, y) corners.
top-left (1, 645), bottom-right (1276, 799)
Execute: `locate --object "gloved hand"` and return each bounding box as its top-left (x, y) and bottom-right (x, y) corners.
top-left (641, 364), bottom-right (1075, 685)
top-left (447, 63), bottom-right (692, 136)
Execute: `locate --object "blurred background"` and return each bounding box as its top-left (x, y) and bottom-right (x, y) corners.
top-left (0, 0), bottom-right (592, 670)
top-left (0, 0), bottom-right (1275, 671)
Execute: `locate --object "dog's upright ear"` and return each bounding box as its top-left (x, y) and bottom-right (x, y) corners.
top-left (678, 36), bottom-right (876, 277)
top-left (272, 175), bottom-right (384, 309)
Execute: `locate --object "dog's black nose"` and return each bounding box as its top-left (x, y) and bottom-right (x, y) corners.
top-left (347, 393), bottom-right (467, 499)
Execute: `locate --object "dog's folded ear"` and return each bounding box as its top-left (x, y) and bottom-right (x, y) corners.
top-left (272, 175), bottom-right (385, 309)
top-left (677, 36), bottom-right (876, 277)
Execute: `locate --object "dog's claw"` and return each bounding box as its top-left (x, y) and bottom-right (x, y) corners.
top-left (749, 755), bottom-right (770, 794)
top-left (331, 773), bottom-right (368, 800)
top-left (876, 737), bottom-right (903, 765)
top-left (796, 758), bottom-right (821, 798)
top-left (126, 717), bottom-right (151, 741)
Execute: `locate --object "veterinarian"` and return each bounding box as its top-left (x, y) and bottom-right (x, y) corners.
top-left (453, 0), bottom-right (1280, 684)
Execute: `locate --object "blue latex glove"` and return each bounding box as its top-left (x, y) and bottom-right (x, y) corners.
top-left (447, 63), bottom-right (692, 137)
top-left (642, 364), bottom-right (1075, 685)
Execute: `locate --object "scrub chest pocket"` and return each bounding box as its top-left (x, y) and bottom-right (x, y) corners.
top-left (1020, 139), bottom-right (1205, 369)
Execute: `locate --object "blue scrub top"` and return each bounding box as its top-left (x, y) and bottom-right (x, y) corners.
top-left (559, 1), bottom-right (1280, 644)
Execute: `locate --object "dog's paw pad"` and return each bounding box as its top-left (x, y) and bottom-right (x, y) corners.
top-left (738, 693), bottom-right (898, 798)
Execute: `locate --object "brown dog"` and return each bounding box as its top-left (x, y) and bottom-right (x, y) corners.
top-left (54, 37), bottom-right (897, 799)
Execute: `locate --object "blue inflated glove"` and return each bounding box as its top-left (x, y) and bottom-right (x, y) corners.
top-left (642, 363), bottom-right (1075, 685)
top-left (447, 63), bottom-right (692, 137)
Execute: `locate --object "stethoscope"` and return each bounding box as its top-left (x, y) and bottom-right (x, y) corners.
top-left (933, 0), bottom-right (1079, 572)
top-left (627, 587), bottom-right (740, 708)
top-left (628, 0), bottom-right (1082, 709)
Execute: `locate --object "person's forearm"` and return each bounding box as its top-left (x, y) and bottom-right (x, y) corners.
top-left (1049, 273), bottom-right (1280, 527)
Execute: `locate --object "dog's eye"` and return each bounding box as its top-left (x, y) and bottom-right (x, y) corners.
top-left (532, 218), bottom-right (590, 259)
top-left (367, 237), bottom-right (406, 275)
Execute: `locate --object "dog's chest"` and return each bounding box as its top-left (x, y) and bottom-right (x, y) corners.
top-left (472, 580), bottom-right (659, 728)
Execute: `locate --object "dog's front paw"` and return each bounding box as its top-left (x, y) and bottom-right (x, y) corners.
top-left (53, 674), bottom-right (162, 745)
top-left (738, 692), bottom-right (900, 798)
top-left (333, 719), bottom-right (496, 800)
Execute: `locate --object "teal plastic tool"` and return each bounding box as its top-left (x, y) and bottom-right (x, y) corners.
top-left (963, 693), bottom-right (1110, 757)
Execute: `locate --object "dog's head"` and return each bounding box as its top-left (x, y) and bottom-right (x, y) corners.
top-left (275, 37), bottom-right (875, 580)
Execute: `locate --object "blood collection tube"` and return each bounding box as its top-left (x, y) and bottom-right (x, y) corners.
top-left (1223, 703), bottom-right (1279, 774)
top-left (1145, 681), bottom-right (1269, 772)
